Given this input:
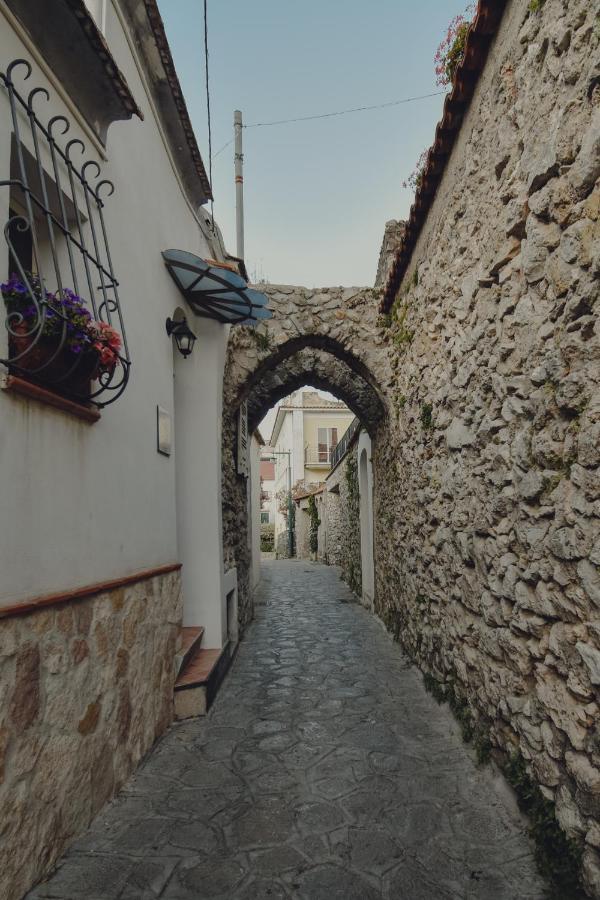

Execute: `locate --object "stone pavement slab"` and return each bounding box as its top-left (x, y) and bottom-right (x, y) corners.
top-left (27, 560), bottom-right (545, 899)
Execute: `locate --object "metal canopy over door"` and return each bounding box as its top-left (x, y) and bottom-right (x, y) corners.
top-left (162, 249), bottom-right (272, 326)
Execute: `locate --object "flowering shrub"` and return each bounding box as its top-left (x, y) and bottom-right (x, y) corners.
top-left (434, 4), bottom-right (476, 87)
top-left (402, 148), bottom-right (430, 191)
top-left (1, 274), bottom-right (121, 374)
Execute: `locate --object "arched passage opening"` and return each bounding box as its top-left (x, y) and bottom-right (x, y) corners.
top-left (221, 323), bottom-right (387, 635)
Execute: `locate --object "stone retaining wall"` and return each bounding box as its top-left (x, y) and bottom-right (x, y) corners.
top-left (222, 0), bottom-right (599, 889)
top-left (324, 449), bottom-right (362, 597)
top-left (373, 0), bottom-right (600, 891)
top-left (0, 570), bottom-right (182, 900)
top-left (322, 485), bottom-right (343, 565)
top-left (294, 498), bottom-right (311, 559)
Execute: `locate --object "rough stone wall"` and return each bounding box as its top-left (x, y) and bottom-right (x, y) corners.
top-left (294, 499), bottom-right (311, 559)
top-left (275, 530), bottom-right (292, 559)
top-left (375, 219), bottom-right (407, 288)
top-left (373, 0), bottom-right (600, 891)
top-left (220, 0), bottom-right (600, 887)
top-left (323, 447), bottom-right (363, 596)
top-left (221, 283), bottom-right (387, 632)
top-left (322, 484), bottom-right (343, 565)
top-left (316, 493), bottom-right (327, 561)
top-left (0, 571), bottom-right (182, 900)
top-left (340, 449), bottom-right (363, 597)
top-left (294, 494), bottom-right (328, 561)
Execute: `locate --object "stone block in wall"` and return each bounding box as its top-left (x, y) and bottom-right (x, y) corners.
top-left (0, 569), bottom-right (182, 900)
top-left (370, 2), bottom-right (600, 894)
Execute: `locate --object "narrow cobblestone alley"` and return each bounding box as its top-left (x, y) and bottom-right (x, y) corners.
top-left (30, 561), bottom-right (546, 900)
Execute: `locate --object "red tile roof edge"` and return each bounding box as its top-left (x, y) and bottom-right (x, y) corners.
top-left (294, 484), bottom-right (326, 502)
top-left (66, 0), bottom-right (143, 121)
top-left (381, 0), bottom-right (508, 313)
top-left (143, 0), bottom-right (213, 201)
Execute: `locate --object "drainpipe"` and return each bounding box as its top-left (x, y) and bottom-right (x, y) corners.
top-left (234, 109), bottom-right (244, 261)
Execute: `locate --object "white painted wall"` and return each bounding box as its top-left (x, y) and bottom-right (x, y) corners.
top-left (273, 413), bottom-right (294, 546)
top-left (174, 316), bottom-right (227, 646)
top-left (292, 407), bottom-right (304, 482)
top-left (259, 462), bottom-right (277, 526)
top-left (0, 3), bottom-right (228, 646)
top-left (358, 430), bottom-right (375, 609)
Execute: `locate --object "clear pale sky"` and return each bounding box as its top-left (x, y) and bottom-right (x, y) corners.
top-left (157, 0), bottom-right (462, 287)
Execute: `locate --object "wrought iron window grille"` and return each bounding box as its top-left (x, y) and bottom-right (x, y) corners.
top-left (0, 58), bottom-right (131, 407)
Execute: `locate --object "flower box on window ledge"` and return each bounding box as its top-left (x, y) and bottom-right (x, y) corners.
top-left (0, 57), bottom-right (131, 411)
top-left (2, 274), bottom-right (121, 403)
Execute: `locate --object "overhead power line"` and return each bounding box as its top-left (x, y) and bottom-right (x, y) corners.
top-left (244, 90), bottom-right (445, 129)
top-left (212, 89), bottom-right (445, 160)
top-left (214, 137), bottom-right (233, 158)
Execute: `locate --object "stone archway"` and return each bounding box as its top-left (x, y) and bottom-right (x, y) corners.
top-left (221, 283), bottom-right (388, 631)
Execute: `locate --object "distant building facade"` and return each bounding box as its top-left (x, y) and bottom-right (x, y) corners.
top-left (268, 390), bottom-right (354, 555)
top-left (259, 455), bottom-right (276, 525)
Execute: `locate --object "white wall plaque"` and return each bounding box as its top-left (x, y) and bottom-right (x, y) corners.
top-left (157, 405), bottom-right (172, 456)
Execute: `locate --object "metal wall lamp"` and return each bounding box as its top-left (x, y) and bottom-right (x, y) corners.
top-left (166, 316), bottom-right (197, 358)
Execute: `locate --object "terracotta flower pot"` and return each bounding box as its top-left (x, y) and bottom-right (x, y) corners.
top-left (9, 322), bottom-right (98, 399)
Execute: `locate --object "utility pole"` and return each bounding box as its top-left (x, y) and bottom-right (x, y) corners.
top-left (234, 109), bottom-right (244, 260)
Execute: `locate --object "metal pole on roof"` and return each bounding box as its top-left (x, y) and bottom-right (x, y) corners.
top-left (234, 110), bottom-right (244, 261)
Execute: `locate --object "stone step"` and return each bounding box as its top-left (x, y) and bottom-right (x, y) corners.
top-left (174, 641), bottom-right (236, 719)
top-left (175, 626), bottom-right (205, 679)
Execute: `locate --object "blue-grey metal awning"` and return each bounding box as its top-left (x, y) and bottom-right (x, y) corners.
top-left (162, 249), bottom-right (272, 326)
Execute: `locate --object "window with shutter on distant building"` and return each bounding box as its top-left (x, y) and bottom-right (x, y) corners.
top-left (317, 427), bottom-right (338, 463)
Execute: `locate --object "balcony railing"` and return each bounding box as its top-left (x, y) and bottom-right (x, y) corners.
top-left (304, 446), bottom-right (336, 467)
top-left (330, 417), bottom-right (360, 469)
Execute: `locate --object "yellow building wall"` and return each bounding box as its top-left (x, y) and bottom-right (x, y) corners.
top-left (303, 410), bottom-right (355, 482)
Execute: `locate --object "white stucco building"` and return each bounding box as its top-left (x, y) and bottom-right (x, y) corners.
top-left (268, 390), bottom-right (354, 554)
top-left (259, 451), bottom-right (277, 526)
top-left (0, 3), bottom-right (266, 896)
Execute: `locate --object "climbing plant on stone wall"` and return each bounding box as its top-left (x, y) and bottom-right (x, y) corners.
top-left (343, 451), bottom-right (362, 597)
top-left (307, 493), bottom-right (320, 556)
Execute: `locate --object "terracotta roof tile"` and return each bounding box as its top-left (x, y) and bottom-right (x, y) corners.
top-left (142, 0), bottom-right (213, 200)
top-left (65, 0), bottom-right (143, 120)
top-left (381, 0), bottom-right (507, 313)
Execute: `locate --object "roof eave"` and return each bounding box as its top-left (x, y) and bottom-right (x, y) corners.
top-left (121, 0), bottom-right (213, 205)
top-left (4, 0), bottom-right (143, 141)
top-left (381, 0), bottom-right (507, 312)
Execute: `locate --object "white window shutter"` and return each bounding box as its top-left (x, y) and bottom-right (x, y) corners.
top-left (237, 401), bottom-right (249, 477)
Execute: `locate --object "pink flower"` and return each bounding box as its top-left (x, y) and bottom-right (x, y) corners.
top-left (434, 5), bottom-right (476, 87)
top-left (88, 319), bottom-right (121, 372)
